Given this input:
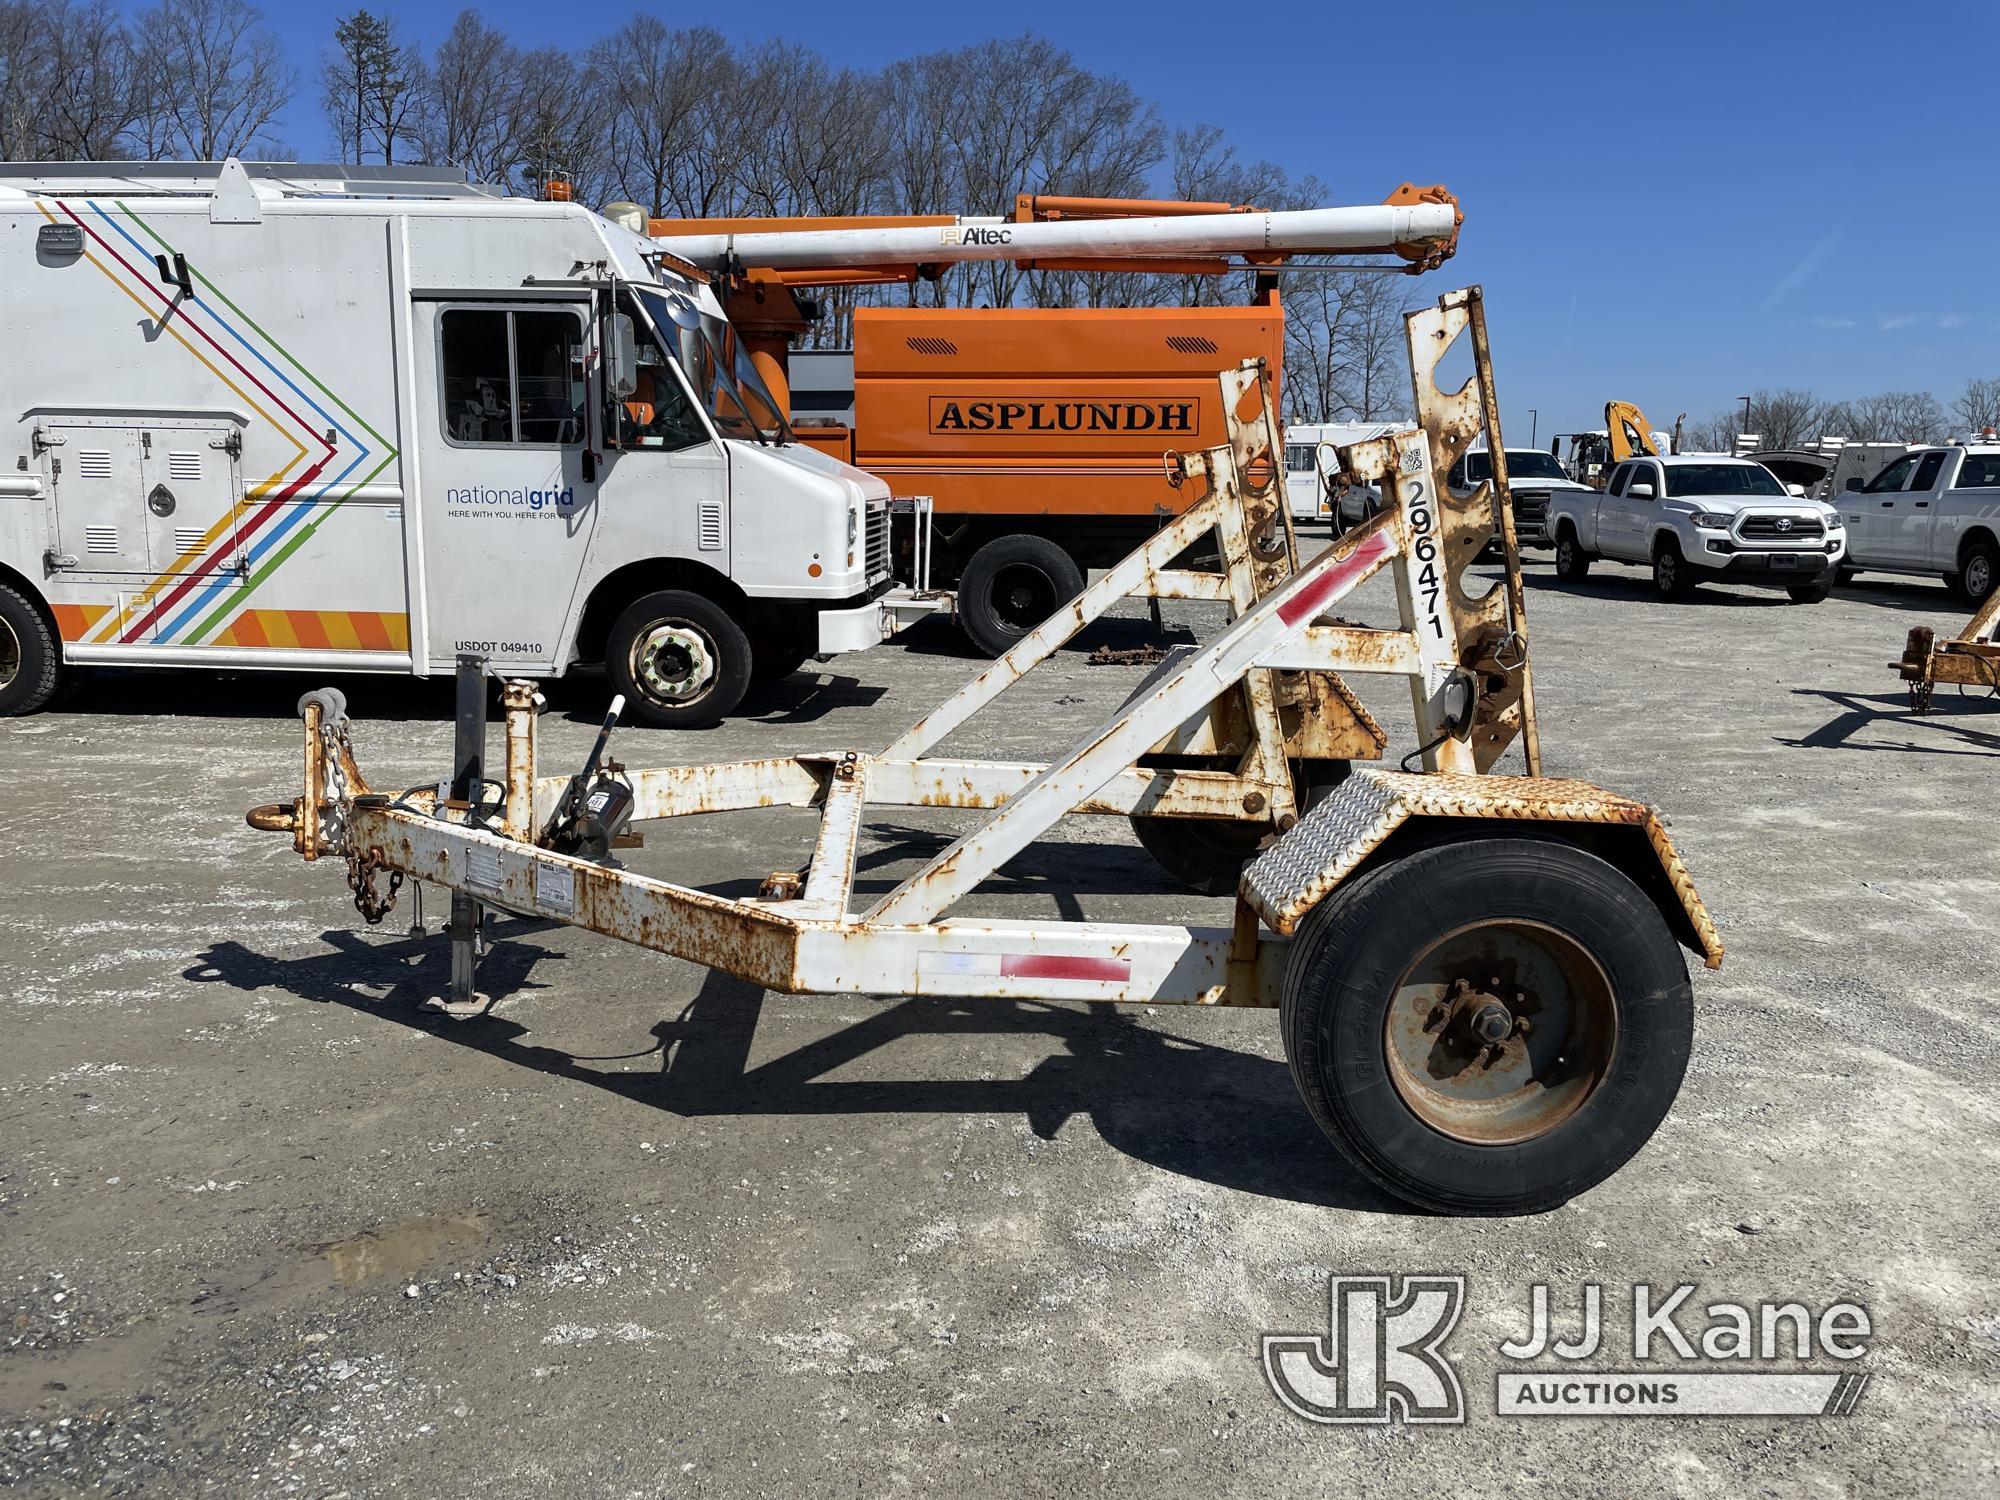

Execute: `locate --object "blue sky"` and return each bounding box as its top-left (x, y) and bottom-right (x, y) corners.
top-left (244, 0), bottom-right (1993, 440)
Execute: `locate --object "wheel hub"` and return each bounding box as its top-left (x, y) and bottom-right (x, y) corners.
top-left (1388, 922), bottom-right (1618, 1146)
top-left (634, 623), bottom-right (715, 704)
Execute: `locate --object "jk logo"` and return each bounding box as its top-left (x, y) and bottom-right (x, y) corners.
top-left (1262, 1275), bottom-right (1466, 1425)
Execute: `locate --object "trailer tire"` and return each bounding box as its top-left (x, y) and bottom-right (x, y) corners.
top-left (1553, 530), bottom-right (1591, 581)
top-left (1133, 762), bottom-right (1350, 897)
top-left (607, 590), bottom-right (752, 730)
top-left (0, 582), bottom-right (62, 717)
top-left (1279, 835), bottom-right (1693, 1216)
top-left (1132, 817), bottom-right (1266, 898)
top-left (957, 534), bottom-right (1085, 658)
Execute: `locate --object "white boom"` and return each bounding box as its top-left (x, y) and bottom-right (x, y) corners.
top-left (652, 202), bottom-right (1458, 271)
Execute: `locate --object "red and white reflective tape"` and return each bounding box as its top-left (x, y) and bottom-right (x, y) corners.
top-left (924, 951), bottom-right (1133, 982)
top-left (1277, 529), bottom-right (1395, 627)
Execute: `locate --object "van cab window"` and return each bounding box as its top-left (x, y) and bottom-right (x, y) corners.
top-left (1862, 454), bottom-right (1919, 493)
top-left (616, 301), bottom-right (708, 452)
top-left (1910, 451), bottom-right (1947, 491)
top-left (441, 306), bottom-right (583, 446)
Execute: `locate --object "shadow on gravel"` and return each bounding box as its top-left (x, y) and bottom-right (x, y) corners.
top-left (1781, 687), bottom-right (2000, 756)
top-left (883, 612), bottom-right (1199, 662)
top-left (44, 665), bottom-right (476, 721)
top-left (1829, 577), bottom-right (1981, 615)
top-left (1521, 572), bottom-right (1791, 607)
top-left (187, 930), bottom-right (1408, 1216)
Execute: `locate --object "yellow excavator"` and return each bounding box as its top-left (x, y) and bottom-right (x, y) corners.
top-left (1553, 401), bottom-right (1682, 488)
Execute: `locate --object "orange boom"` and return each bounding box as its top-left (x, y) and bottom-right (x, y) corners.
top-left (648, 189), bottom-right (1460, 654)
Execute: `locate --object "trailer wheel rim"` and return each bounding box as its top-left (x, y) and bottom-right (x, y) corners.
top-left (1382, 919), bottom-right (1618, 1146)
top-left (990, 563), bottom-right (1061, 632)
top-left (631, 620), bottom-right (716, 705)
top-left (0, 613), bottom-right (17, 690)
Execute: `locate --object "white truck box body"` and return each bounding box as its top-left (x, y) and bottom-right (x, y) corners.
top-left (0, 163), bottom-right (893, 695)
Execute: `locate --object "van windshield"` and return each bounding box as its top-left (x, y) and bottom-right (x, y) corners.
top-left (632, 288), bottom-right (792, 446)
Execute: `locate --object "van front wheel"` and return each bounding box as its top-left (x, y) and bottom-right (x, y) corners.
top-left (607, 590), bottom-right (752, 730)
top-left (0, 582), bottom-right (62, 717)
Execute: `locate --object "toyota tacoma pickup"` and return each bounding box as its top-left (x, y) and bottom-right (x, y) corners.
top-left (1546, 455), bottom-right (1845, 602)
top-left (1835, 443), bottom-right (2000, 604)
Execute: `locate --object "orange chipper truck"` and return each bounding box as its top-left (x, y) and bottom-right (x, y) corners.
top-left (647, 190), bottom-right (1460, 655)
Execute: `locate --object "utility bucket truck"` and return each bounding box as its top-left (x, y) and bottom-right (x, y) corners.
top-left (0, 160), bottom-right (903, 728)
top-left (247, 289), bottom-right (1722, 1217)
top-left (642, 188), bottom-right (1462, 656)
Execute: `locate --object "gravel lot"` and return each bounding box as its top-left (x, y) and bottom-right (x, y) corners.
top-left (3, 552), bottom-right (1996, 1497)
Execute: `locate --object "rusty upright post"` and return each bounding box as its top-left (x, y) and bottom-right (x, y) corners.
top-left (1465, 289), bottom-right (1542, 776)
top-left (446, 655), bottom-right (487, 1006)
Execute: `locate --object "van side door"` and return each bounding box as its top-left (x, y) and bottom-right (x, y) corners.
top-left (412, 299), bottom-right (599, 673)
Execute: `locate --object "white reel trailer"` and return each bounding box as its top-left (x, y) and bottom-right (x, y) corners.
top-left (251, 289), bottom-right (1721, 1215)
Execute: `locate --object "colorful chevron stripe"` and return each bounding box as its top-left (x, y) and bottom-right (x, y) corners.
top-left (45, 198), bottom-right (402, 652)
top-left (210, 609), bottom-right (410, 651)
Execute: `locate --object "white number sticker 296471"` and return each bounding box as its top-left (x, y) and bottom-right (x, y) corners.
top-left (1404, 479), bottom-right (1447, 641)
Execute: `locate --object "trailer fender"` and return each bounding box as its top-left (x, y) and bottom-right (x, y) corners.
top-left (1241, 768), bottom-right (1722, 968)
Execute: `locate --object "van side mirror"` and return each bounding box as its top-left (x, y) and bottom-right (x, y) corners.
top-left (1843, 476), bottom-right (1863, 491)
top-left (605, 314), bottom-right (639, 399)
top-left (1628, 480), bottom-right (1655, 498)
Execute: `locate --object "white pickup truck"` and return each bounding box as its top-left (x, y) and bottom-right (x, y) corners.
top-left (1835, 443), bottom-right (2000, 603)
top-left (1546, 455), bottom-right (1845, 602)
top-left (1445, 448), bottom-right (1593, 546)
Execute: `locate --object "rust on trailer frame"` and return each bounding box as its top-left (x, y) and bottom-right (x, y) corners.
top-left (1239, 769), bottom-right (1722, 967)
top-left (248, 285), bottom-right (1718, 1014)
top-left (1895, 586), bottom-right (2000, 712)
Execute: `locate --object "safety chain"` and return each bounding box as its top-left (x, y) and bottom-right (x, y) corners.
top-left (347, 847), bottom-right (404, 925)
top-left (312, 704), bottom-right (402, 924)
top-left (319, 712), bottom-right (353, 857)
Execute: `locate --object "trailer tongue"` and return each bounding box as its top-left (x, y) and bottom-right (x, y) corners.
top-left (248, 288), bottom-right (1720, 1216)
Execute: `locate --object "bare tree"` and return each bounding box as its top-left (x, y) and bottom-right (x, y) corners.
top-left (322, 10), bottom-right (426, 165)
top-left (588, 18), bottom-right (730, 216)
top-left (1685, 408), bottom-right (1741, 454)
top-left (510, 47), bottom-right (603, 204)
top-left (1822, 390), bottom-right (1942, 444)
top-left (0, 1), bottom-right (144, 159)
top-left (1740, 389), bottom-right (1822, 450)
top-left (135, 0), bottom-right (292, 159)
top-left (1951, 377), bottom-right (2000, 436)
top-left (422, 11), bottom-right (519, 184)
top-left (929, 35), bottom-right (1161, 311)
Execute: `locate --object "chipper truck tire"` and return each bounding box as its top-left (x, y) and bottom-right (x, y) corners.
top-left (1279, 833), bottom-right (1693, 1216)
